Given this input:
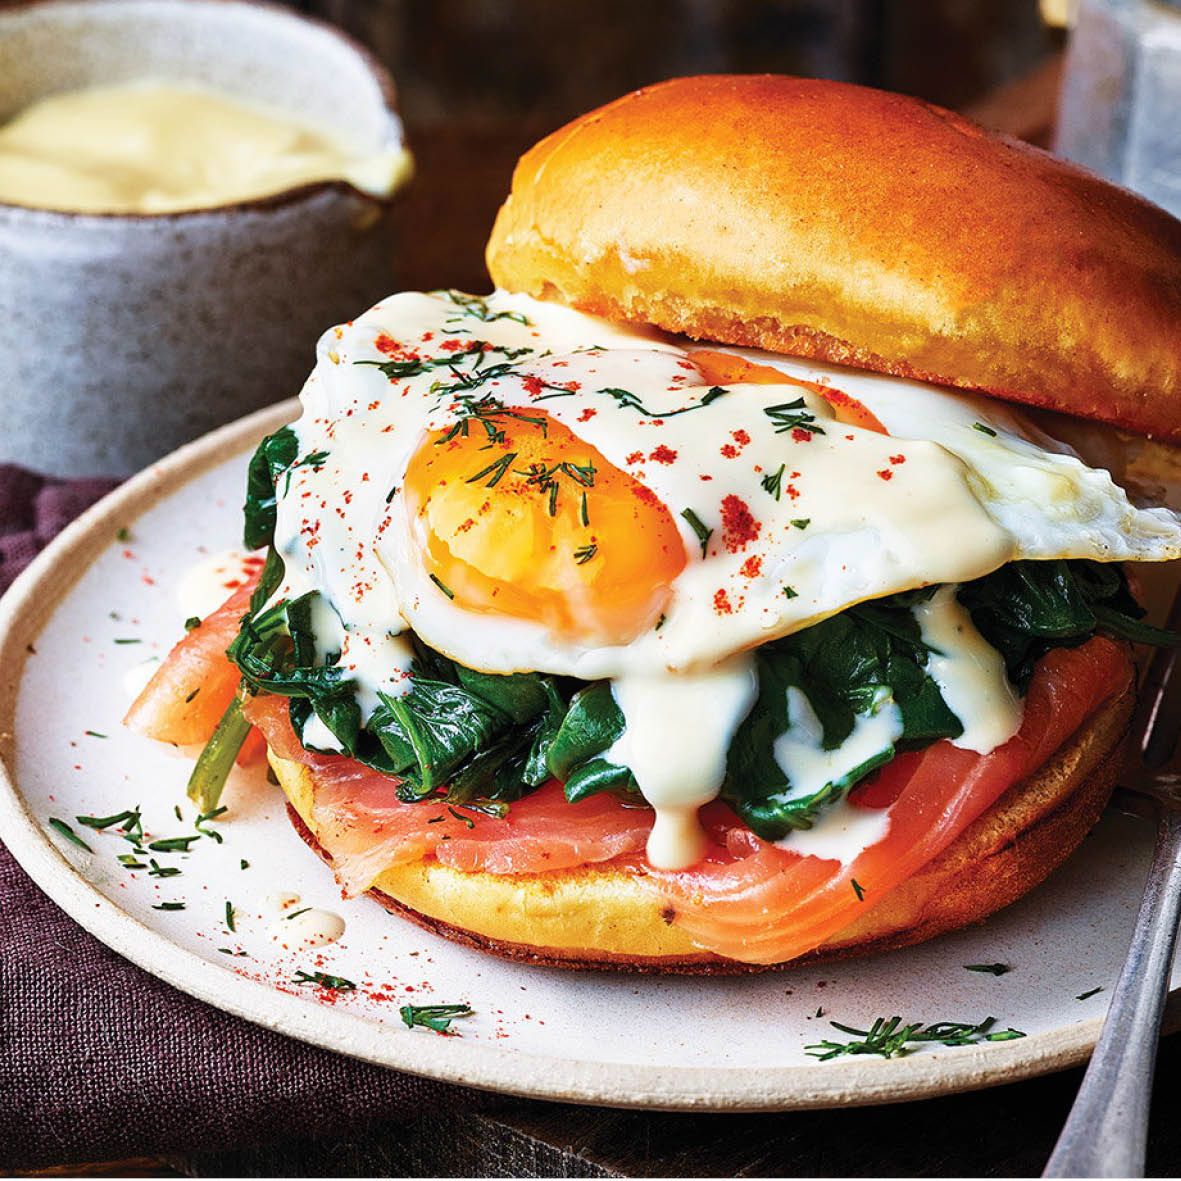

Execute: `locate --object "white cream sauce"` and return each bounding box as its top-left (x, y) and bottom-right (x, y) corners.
top-left (176, 549), bottom-right (261, 621)
top-left (780, 797), bottom-right (892, 865)
top-left (914, 586), bottom-right (1023, 753)
top-left (261, 891), bottom-right (345, 950)
top-left (265, 290), bottom-right (1181, 870)
top-left (604, 657), bottom-right (759, 868)
top-left (0, 82), bottom-right (411, 214)
top-left (773, 687), bottom-right (903, 811)
top-left (266, 907), bottom-right (346, 950)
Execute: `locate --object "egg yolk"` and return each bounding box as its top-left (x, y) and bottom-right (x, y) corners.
top-left (402, 411), bottom-right (687, 645)
top-left (688, 350), bottom-right (888, 434)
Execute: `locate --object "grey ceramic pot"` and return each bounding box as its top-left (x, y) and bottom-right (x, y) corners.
top-left (0, 0), bottom-right (408, 476)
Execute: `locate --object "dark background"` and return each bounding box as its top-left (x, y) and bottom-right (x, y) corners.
top-left (285, 0), bottom-right (1060, 292)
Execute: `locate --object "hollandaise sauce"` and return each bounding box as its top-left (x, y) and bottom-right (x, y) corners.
top-left (0, 82), bottom-right (410, 214)
top-left (254, 290), bottom-right (1181, 871)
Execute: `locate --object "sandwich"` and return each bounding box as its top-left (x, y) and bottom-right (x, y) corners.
top-left (126, 75), bottom-right (1181, 971)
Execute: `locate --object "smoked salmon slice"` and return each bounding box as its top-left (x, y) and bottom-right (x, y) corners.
top-left (124, 573), bottom-right (260, 746)
top-left (244, 694), bottom-right (651, 893)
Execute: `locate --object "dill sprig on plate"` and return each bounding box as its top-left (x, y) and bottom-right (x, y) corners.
top-left (399, 1003), bottom-right (474, 1034)
top-left (806, 1015), bottom-right (1025, 1060)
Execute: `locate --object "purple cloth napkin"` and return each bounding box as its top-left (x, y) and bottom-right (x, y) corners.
top-left (0, 465), bottom-right (501, 1170)
top-left (0, 465), bottom-right (120, 594)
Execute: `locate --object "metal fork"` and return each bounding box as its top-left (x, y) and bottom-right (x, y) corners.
top-left (1044, 593), bottom-right (1181, 1178)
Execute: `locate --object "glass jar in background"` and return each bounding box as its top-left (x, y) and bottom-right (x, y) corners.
top-left (1056, 0), bottom-right (1181, 217)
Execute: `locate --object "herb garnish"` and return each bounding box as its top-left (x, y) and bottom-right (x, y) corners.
top-left (429, 573), bottom-right (456, 600)
top-left (594, 385), bottom-right (729, 419)
top-left (76, 809), bottom-right (139, 831)
top-left (225, 902), bottom-right (237, 932)
top-left (681, 508), bottom-right (712, 557)
top-left (184, 616), bottom-right (202, 631)
top-left (764, 398), bottom-right (825, 437)
top-left (965, 963), bottom-right (1011, 976)
top-left (851, 879), bottom-right (866, 901)
top-left (195, 806), bottom-right (228, 843)
top-left (147, 835), bottom-right (200, 853)
top-left (972, 422), bottom-right (998, 437)
top-left (512, 458), bottom-right (596, 517)
top-left (574, 543), bottom-right (597, 565)
top-left (148, 860), bottom-right (180, 879)
top-left (447, 806), bottom-right (476, 829)
top-left (48, 818), bottom-right (92, 853)
top-left (1077, 986), bottom-right (1104, 1001)
top-left (790, 518), bottom-right (811, 530)
top-left (806, 1016), bottom-right (1025, 1060)
top-left (293, 970), bottom-right (356, 992)
top-left (282, 449), bottom-right (331, 494)
top-left (152, 902), bottom-right (186, 912)
top-left (83, 730), bottom-right (108, 739)
top-left (761, 464), bottom-right (786, 501)
top-left (399, 1002), bottom-right (474, 1033)
top-left (285, 907), bottom-right (312, 921)
top-left (358, 341), bottom-right (534, 401)
top-left (439, 396), bottom-right (548, 447)
top-left (783, 586), bottom-right (799, 599)
top-left (466, 451), bottom-right (517, 488)
top-left (439, 289), bottom-right (530, 326)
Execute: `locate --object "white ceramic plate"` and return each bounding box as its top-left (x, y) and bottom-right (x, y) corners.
top-left (1, 402), bottom-right (1177, 1112)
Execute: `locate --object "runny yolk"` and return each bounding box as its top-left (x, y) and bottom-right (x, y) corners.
top-left (688, 350), bottom-right (889, 434)
top-left (402, 411), bottom-right (687, 644)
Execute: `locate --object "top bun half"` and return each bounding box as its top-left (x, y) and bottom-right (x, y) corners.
top-left (486, 75), bottom-right (1181, 441)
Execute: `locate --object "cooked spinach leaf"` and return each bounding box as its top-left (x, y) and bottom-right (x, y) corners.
top-left (214, 554), bottom-right (1177, 836)
top-left (542, 683), bottom-right (636, 803)
top-left (721, 593), bottom-right (963, 841)
top-left (243, 427), bottom-right (299, 550)
top-left (958, 559), bottom-right (1179, 689)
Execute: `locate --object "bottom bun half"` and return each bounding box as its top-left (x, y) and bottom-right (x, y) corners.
top-left (271, 683), bottom-right (1132, 973)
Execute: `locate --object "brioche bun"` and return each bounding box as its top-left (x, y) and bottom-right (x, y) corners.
top-left (270, 677), bottom-right (1132, 972)
top-left (486, 75), bottom-right (1181, 442)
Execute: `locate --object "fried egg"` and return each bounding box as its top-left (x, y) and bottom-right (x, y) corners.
top-left (270, 289), bottom-right (1181, 867)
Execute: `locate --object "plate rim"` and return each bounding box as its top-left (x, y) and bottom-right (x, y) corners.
top-left (0, 401), bottom-right (1121, 1111)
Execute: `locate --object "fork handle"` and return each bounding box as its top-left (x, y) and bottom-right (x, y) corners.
top-left (1044, 808), bottom-right (1181, 1178)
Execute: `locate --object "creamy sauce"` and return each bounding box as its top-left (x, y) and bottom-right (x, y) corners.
top-left (262, 891), bottom-right (345, 950)
top-left (605, 658), bottom-right (758, 868)
top-left (773, 686), bottom-right (903, 814)
top-left (0, 82), bottom-right (410, 214)
top-left (780, 797), bottom-right (892, 864)
top-left (176, 549), bottom-right (263, 621)
top-left (914, 586), bottom-right (1023, 753)
top-left (264, 290), bottom-right (1181, 869)
top-left (266, 907), bottom-right (346, 950)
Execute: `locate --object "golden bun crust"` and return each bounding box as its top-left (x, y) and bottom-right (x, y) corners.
top-left (271, 679), bottom-right (1132, 972)
top-left (486, 75), bottom-right (1181, 442)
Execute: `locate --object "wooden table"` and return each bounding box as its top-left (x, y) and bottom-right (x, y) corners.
top-left (24, 51), bottom-right (1181, 1179)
